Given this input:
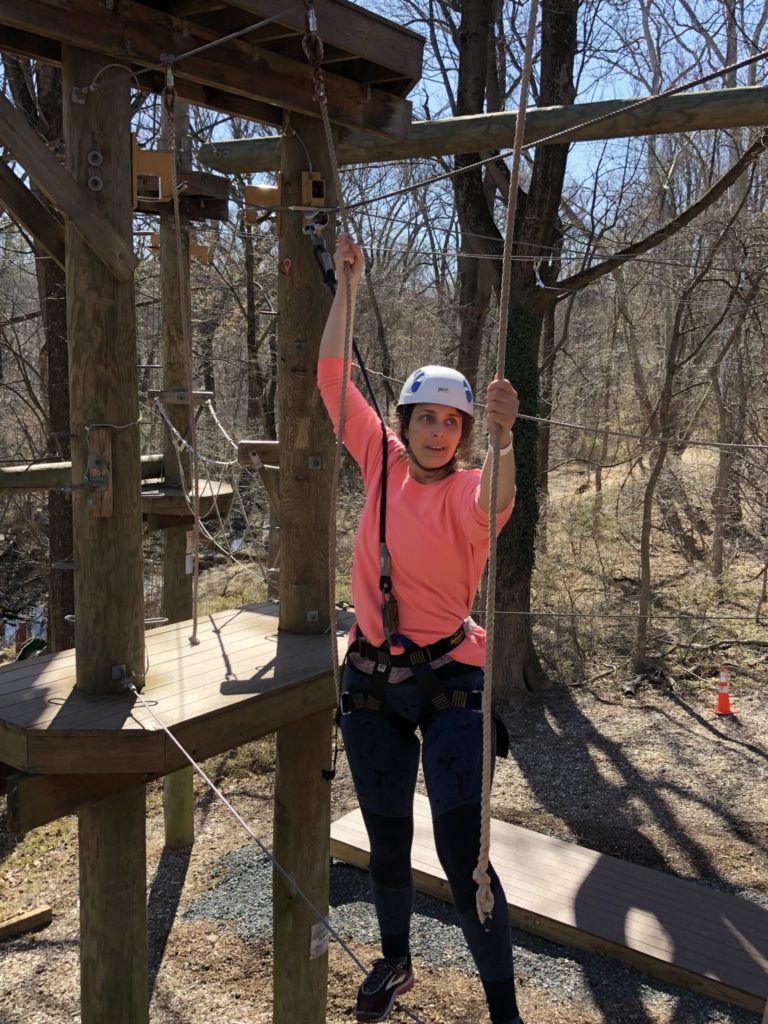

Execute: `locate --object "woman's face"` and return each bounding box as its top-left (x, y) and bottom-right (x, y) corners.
top-left (404, 403), bottom-right (464, 476)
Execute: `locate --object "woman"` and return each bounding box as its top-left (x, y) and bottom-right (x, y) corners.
top-left (319, 234), bottom-right (524, 1024)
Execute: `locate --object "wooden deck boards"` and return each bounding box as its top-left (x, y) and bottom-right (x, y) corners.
top-left (330, 794), bottom-right (768, 1012)
top-left (0, 604), bottom-right (340, 775)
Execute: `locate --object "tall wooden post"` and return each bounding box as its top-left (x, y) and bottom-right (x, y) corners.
top-left (274, 113), bottom-right (336, 1023)
top-left (79, 788), bottom-right (148, 1024)
top-left (63, 49), bottom-right (148, 1024)
top-left (160, 102), bottom-right (195, 850)
top-left (273, 709), bottom-right (333, 1023)
top-left (277, 114), bottom-right (336, 634)
top-left (62, 51), bottom-right (145, 693)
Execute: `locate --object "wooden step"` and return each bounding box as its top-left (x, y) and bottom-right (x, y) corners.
top-left (330, 793), bottom-right (768, 1013)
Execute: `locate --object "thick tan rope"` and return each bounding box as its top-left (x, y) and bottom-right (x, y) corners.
top-left (164, 74), bottom-right (202, 646)
top-left (473, 0), bottom-right (540, 926)
top-left (302, 15), bottom-right (355, 707)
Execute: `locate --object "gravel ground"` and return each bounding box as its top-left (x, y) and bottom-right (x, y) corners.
top-left (1, 675), bottom-right (766, 1024)
top-left (184, 844), bottom-right (765, 1024)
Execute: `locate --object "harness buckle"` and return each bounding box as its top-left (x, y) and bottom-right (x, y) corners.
top-left (469, 689), bottom-right (484, 712)
top-left (339, 691), bottom-right (353, 716)
top-left (381, 593), bottom-right (400, 643)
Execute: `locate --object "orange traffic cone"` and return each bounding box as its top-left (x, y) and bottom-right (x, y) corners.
top-left (710, 664), bottom-right (739, 716)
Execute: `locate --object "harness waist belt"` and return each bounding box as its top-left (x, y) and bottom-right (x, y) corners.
top-left (353, 624), bottom-right (466, 667)
top-left (340, 688), bottom-right (483, 716)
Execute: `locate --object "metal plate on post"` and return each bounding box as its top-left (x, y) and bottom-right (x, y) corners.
top-left (86, 427), bottom-right (112, 518)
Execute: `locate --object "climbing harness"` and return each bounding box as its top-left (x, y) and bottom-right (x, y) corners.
top-left (339, 629), bottom-right (511, 758)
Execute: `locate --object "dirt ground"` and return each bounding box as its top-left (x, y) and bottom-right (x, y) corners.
top-left (1, 669), bottom-right (766, 1024)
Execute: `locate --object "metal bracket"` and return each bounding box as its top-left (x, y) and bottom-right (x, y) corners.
top-left (85, 426), bottom-right (113, 517)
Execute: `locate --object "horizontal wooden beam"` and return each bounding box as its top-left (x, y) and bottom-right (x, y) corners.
top-left (0, 93), bottom-right (136, 281)
top-left (223, 0), bottom-right (423, 90)
top-left (6, 770), bottom-right (157, 834)
top-left (0, 447), bottom-right (279, 492)
top-left (140, 69), bottom-right (285, 129)
top-left (0, 160), bottom-right (65, 267)
top-left (0, 27), bottom-right (284, 126)
top-left (0, 453), bottom-right (165, 492)
top-left (199, 85), bottom-right (768, 172)
top-left (0, 0), bottom-right (412, 138)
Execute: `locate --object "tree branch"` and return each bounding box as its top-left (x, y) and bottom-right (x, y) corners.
top-left (554, 131), bottom-right (768, 296)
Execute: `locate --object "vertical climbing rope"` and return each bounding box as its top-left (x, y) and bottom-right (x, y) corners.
top-left (302, 2), bottom-right (355, 707)
top-left (163, 69), bottom-right (202, 646)
top-left (473, 0), bottom-right (541, 927)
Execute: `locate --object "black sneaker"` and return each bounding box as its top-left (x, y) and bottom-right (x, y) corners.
top-left (356, 957), bottom-right (415, 1022)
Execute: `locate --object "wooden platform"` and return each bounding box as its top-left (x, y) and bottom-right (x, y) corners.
top-left (0, 604), bottom-right (337, 776)
top-left (331, 794), bottom-right (768, 1013)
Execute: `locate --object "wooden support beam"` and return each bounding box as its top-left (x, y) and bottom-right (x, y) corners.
top-left (277, 114), bottom-right (335, 633)
top-left (238, 441), bottom-right (280, 517)
top-left (199, 85), bottom-right (768, 173)
top-left (158, 105), bottom-right (196, 850)
top-left (0, 454), bottom-right (166, 493)
top-left (236, 439), bottom-right (281, 463)
top-left (0, 0), bottom-right (413, 138)
top-left (0, 93), bottom-right (136, 281)
top-left (0, 905), bottom-right (53, 940)
top-left (273, 708), bottom-right (332, 1024)
top-left (223, 0), bottom-right (423, 89)
top-left (63, 49), bottom-right (145, 694)
top-left (0, 159), bottom-right (65, 267)
top-left (79, 786), bottom-right (148, 1024)
top-left (6, 770), bottom-right (157, 835)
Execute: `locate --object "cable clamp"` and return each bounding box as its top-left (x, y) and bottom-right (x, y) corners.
top-left (303, 0), bottom-right (318, 32)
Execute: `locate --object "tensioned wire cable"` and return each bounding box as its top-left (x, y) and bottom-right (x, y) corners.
top-left (125, 680), bottom-right (428, 1024)
top-left (355, 369), bottom-right (768, 454)
top-left (76, 6), bottom-right (305, 98)
top-left (341, 46), bottom-right (768, 213)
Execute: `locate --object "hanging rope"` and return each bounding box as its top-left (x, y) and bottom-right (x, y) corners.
top-left (473, 0), bottom-right (541, 929)
top-left (163, 70), bottom-right (202, 646)
top-left (302, 0), bottom-right (356, 714)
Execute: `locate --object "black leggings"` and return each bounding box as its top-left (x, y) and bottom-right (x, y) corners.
top-left (341, 660), bottom-right (520, 1023)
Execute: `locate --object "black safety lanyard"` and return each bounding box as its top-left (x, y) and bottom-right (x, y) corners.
top-left (305, 218), bottom-right (398, 641)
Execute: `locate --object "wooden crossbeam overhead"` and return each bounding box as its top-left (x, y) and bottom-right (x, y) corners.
top-left (0, 0), bottom-right (419, 137)
top-left (199, 85), bottom-right (768, 172)
top-left (193, 0), bottom-right (423, 91)
top-left (0, 93), bottom-right (137, 279)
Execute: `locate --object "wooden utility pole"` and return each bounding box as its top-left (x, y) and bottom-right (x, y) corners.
top-left (62, 47), bottom-right (147, 1024)
top-left (62, 54), bottom-right (145, 694)
top-left (276, 117), bottom-right (336, 634)
top-left (159, 101), bottom-right (195, 850)
top-left (274, 112), bottom-right (336, 1024)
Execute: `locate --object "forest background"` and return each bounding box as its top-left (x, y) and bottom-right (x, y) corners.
top-left (0, 0), bottom-right (767, 702)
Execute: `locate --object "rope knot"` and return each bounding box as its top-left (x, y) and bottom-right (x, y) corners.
top-left (302, 31), bottom-right (325, 69)
top-left (472, 865), bottom-right (495, 927)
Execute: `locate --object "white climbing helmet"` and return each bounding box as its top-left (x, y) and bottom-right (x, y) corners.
top-left (397, 365), bottom-right (474, 417)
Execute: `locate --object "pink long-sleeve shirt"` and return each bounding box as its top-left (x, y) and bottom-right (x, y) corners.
top-left (318, 358), bottom-right (514, 666)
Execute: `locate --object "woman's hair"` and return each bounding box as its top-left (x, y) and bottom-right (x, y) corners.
top-left (395, 403), bottom-right (474, 472)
